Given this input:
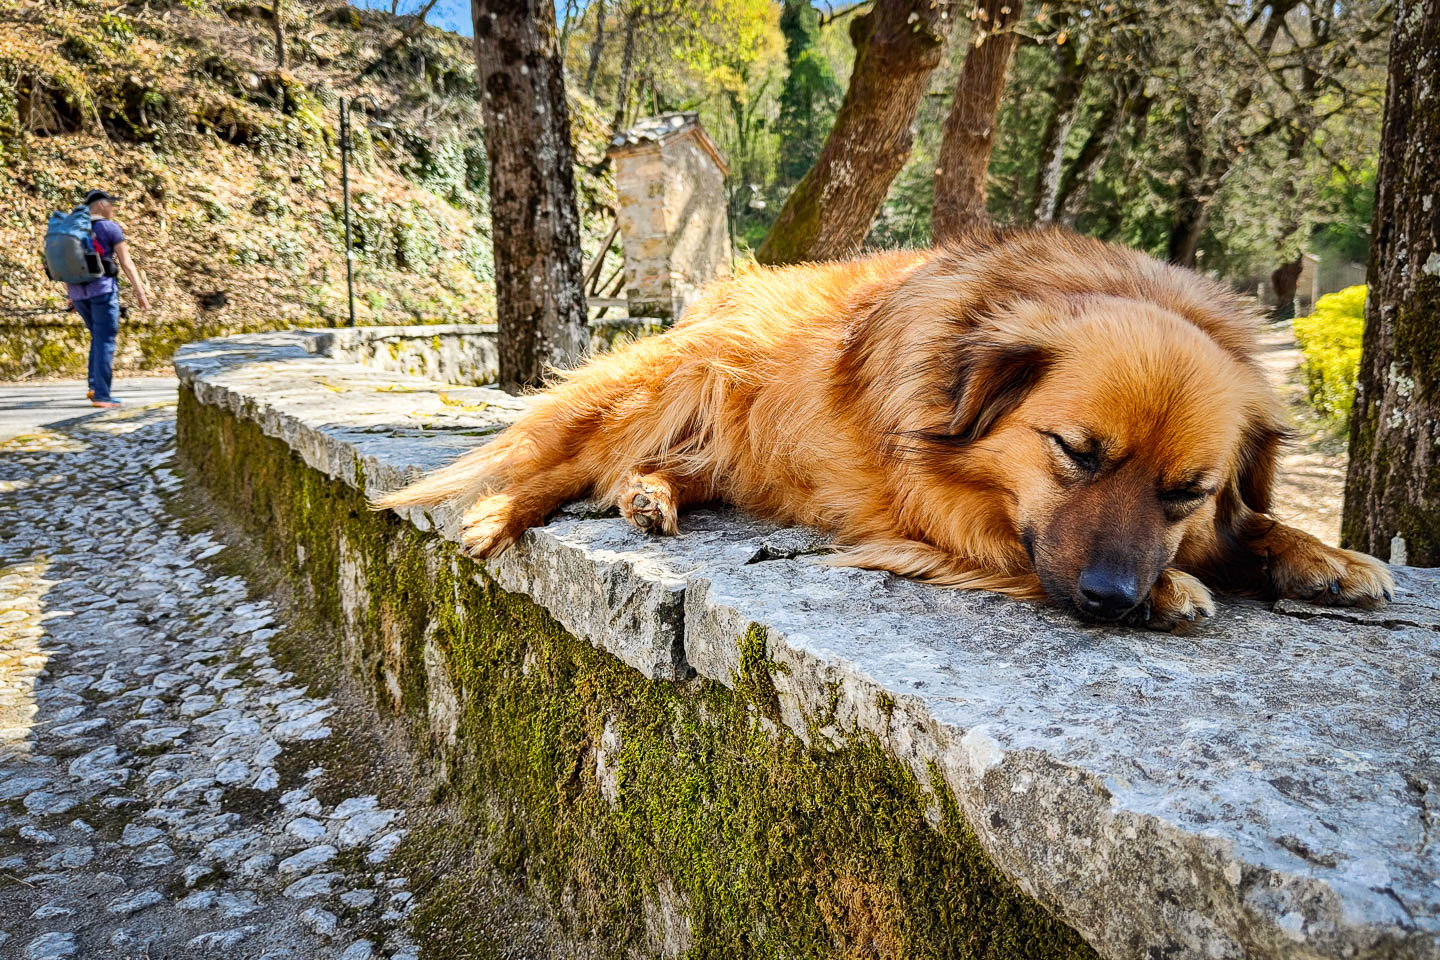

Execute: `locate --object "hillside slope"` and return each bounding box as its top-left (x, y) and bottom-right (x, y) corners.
top-left (0, 0), bottom-right (614, 378)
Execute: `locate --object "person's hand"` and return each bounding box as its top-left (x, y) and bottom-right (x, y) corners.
top-left (65, 298), bottom-right (74, 311)
top-left (136, 291), bottom-right (151, 311)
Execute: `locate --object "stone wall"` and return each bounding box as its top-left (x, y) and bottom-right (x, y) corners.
top-left (0, 314), bottom-right (280, 381)
top-left (174, 327), bottom-right (1440, 960)
top-left (0, 315), bottom-right (663, 383)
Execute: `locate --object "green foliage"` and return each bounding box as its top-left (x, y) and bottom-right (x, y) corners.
top-left (397, 130), bottom-right (489, 213)
top-left (1311, 162), bottom-right (1377, 265)
top-left (1293, 284), bottom-right (1367, 424)
top-left (774, 0), bottom-right (840, 189)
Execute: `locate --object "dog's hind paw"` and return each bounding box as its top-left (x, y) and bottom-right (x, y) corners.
top-left (619, 474), bottom-right (680, 536)
top-left (459, 496), bottom-right (522, 558)
top-left (1131, 568), bottom-right (1215, 632)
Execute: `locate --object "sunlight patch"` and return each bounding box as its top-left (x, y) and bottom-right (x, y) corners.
top-left (1, 430), bottom-right (88, 454)
top-left (0, 557), bottom-right (56, 761)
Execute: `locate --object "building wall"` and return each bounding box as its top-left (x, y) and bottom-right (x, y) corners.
top-left (612, 129), bottom-right (732, 321)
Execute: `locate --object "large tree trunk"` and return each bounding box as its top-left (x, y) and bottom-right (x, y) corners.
top-left (1341, 0), bottom-right (1440, 565)
top-left (931, 0), bottom-right (1024, 243)
top-left (1031, 29), bottom-right (1087, 223)
top-left (756, 0), bottom-right (955, 265)
top-left (472, 0), bottom-right (590, 393)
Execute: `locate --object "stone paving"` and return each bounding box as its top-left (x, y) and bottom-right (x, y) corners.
top-left (0, 402), bottom-right (416, 959)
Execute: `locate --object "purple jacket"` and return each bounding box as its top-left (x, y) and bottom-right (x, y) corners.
top-left (66, 218), bottom-right (125, 301)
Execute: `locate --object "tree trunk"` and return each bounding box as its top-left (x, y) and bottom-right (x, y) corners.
top-left (611, 9), bottom-right (638, 134)
top-left (931, 0), bottom-right (1024, 243)
top-left (1271, 255), bottom-right (1302, 321)
top-left (1166, 186), bottom-right (1209, 268)
top-left (1164, 3), bottom-right (1290, 267)
top-left (559, 0), bottom-right (580, 52)
top-left (1031, 31), bottom-right (1087, 223)
top-left (1268, 31), bottom-right (1321, 322)
top-left (756, 0), bottom-right (955, 265)
top-left (272, 0), bottom-right (286, 68)
top-left (1053, 69), bottom-right (1147, 224)
top-left (584, 0), bottom-right (608, 95)
top-left (472, 0), bottom-right (590, 393)
top-left (1341, 0), bottom-right (1440, 565)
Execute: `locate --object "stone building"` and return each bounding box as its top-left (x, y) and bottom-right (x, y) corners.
top-left (607, 113), bottom-right (732, 322)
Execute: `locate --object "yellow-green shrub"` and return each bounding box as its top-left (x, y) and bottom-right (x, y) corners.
top-left (1293, 284), bottom-right (1366, 424)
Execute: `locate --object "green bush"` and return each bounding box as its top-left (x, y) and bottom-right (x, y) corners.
top-left (1293, 284), bottom-right (1366, 424)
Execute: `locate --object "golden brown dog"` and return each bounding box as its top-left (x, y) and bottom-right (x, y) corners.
top-left (375, 226), bottom-right (1392, 629)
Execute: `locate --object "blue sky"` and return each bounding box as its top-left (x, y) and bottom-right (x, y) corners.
top-left (352, 0), bottom-right (474, 36)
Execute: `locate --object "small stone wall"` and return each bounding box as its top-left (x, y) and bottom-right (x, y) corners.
top-left (0, 316), bottom-right (660, 383)
top-left (0, 314), bottom-right (270, 381)
top-left (305, 320), bottom-right (665, 387)
top-left (174, 327), bottom-right (1440, 960)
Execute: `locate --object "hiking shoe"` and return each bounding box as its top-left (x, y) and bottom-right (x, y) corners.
top-left (91, 400), bottom-right (122, 408)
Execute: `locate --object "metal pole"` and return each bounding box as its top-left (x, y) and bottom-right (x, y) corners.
top-left (341, 96), bottom-right (356, 328)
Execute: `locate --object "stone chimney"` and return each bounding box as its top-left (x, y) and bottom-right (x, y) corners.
top-left (607, 113), bottom-right (732, 322)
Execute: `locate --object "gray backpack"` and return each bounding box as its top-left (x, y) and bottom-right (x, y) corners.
top-left (43, 206), bottom-right (116, 284)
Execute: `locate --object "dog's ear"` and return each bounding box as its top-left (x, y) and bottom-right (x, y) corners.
top-left (936, 334), bottom-right (1052, 446)
top-left (1232, 419), bottom-right (1290, 515)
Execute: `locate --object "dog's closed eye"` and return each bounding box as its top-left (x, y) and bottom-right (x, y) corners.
top-left (1159, 485), bottom-right (1215, 520)
top-left (1043, 432), bottom-right (1101, 474)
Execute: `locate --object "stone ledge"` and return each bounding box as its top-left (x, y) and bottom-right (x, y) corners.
top-left (174, 327), bottom-right (1440, 960)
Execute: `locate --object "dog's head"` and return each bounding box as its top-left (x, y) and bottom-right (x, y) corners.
top-left (919, 296), bottom-right (1284, 622)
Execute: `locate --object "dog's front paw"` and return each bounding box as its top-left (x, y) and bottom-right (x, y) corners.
top-left (459, 496), bottom-right (521, 558)
top-left (1129, 568), bottom-right (1216, 631)
top-left (619, 475), bottom-right (679, 536)
top-left (1270, 538), bottom-right (1394, 607)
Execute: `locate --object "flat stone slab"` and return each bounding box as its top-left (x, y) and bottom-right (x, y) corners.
top-left (176, 328), bottom-right (1440, 960)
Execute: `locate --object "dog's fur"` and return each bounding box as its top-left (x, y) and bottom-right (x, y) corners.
top-left (374, 226), bottom-right (1392, 629)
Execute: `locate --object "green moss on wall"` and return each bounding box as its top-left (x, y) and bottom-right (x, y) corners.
top-left (176, 386), bottom-right (1097, 960)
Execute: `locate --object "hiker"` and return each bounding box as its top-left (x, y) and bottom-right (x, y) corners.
top-left (58, 190), bottom-right (152, 408)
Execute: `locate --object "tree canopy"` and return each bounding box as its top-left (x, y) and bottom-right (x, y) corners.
top-left (560, 0), bottom-right (1387, 283)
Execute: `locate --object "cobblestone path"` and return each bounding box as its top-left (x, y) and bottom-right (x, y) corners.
top-left (0, 404), bottom-right (417, 959)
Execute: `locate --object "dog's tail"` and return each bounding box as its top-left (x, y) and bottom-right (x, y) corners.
top-left (368, 366), bottom-right (616, 514)
top-left (369, 435), bottom-right (517, 511)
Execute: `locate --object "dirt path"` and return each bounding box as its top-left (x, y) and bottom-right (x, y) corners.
top-left (1252, 322), bottom-right (1349, 547)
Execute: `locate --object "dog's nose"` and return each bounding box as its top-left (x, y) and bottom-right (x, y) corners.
top-left (1076, 564), bottom-right (1141, 620)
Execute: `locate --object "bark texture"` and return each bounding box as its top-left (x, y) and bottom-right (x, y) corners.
top-left (756, 0), bottom-right (955, 265)
top-left (1341, 0), bottom-right (1440, 565)
top-left (472, 0), bottom-right (590, 393)
top-left (931, 0), bottom-right (1024, 243)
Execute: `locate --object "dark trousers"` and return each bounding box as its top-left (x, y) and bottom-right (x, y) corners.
top-left (74, 291), bottom-right (119, 402)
